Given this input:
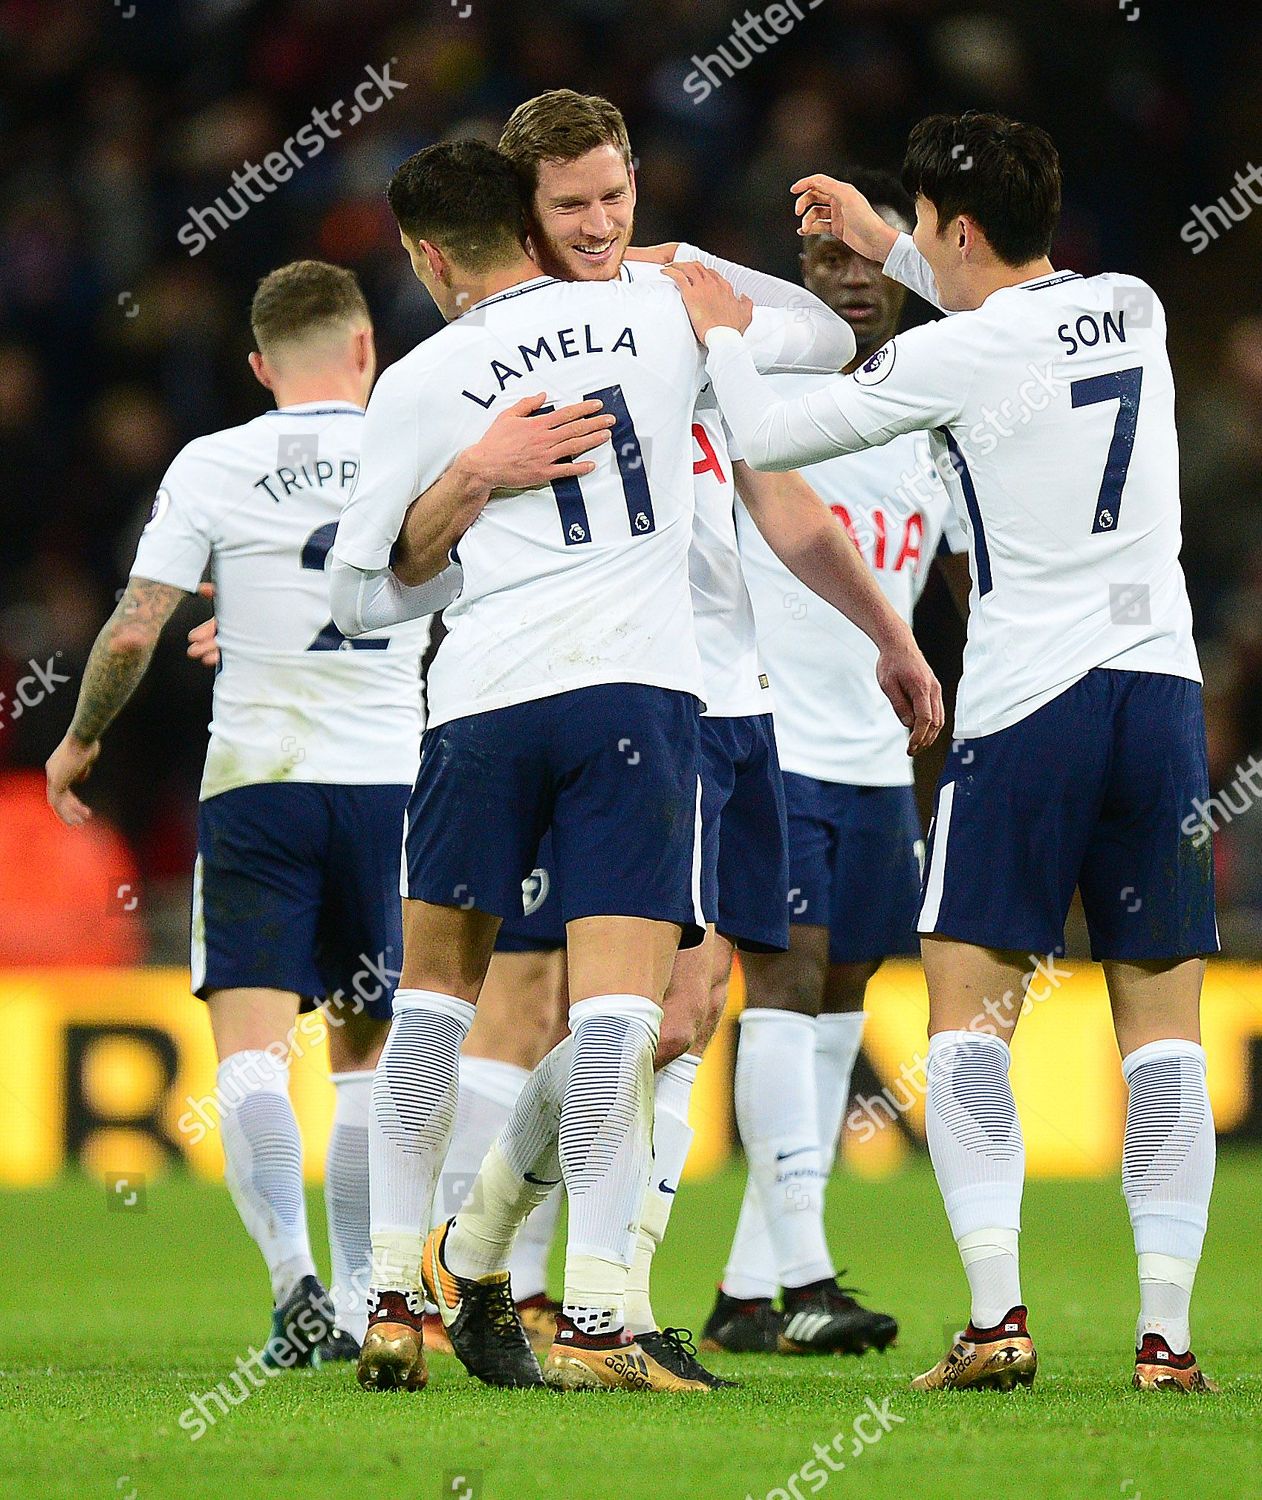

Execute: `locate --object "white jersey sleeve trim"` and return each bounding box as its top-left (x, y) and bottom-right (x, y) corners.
top-left (329, 555), bottom-right (460, 636)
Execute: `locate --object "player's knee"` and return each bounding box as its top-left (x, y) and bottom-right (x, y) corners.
top-left (326, 1010), bottom-right (389, 1071)
top-left (821, 960), bottom-right (880, 1014)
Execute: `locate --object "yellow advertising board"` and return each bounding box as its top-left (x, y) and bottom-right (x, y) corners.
top-left (1, 961), bottom-right (1259, 1188)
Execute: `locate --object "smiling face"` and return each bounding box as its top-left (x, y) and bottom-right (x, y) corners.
top-left (527, 144), bottom-right (636, 283)
top-left (802, 205), bottom-right (909, 362)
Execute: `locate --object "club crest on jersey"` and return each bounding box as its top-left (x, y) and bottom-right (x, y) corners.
top-left (144, 488), bottom-right (171, 531)
top-left (854, 341), bottom-right (896, 386)
top-left (521, 867), bottom-right (549, 915)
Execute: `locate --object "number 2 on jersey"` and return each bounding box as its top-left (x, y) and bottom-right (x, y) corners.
top-left (301, 521), bottom-right (388, 651)
top-left (546, 384), bottom-right (655, 546)
top-left (1071, 367), bottom-right (1143, 534)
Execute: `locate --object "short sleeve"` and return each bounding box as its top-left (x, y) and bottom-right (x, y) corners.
top-left (129, 443), bottom-right (217, 592)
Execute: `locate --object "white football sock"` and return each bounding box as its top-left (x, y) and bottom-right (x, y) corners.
top-left (925, 1030), bottom-right (1024, 1328)
top-left (734, 1009), bottom-right (834, 1289)
top-left (626, 1052), bottom-right (699, 1336)
top-left (368, 991), bottom-right (473, 1293)
top-left (561, 995), bottom-right (661, 1336)
top-left (325, 1071), bottom-right (372, 1340)
top-left (444, 1038), bottom-right (571, 1282)
top-left (1122, 1038), bottom-right (1215, 1354)
top-left (815, 1012), bottom-right (866, 1173)
top-left (509, 1186), bottom-right (563, 1304)
top-left (218, 1049), bottom-right (316, 1306)
top-left (432, 1055), bottom-right (528, 1227)
top-left (721, 1180), bottom-right (780, 1301)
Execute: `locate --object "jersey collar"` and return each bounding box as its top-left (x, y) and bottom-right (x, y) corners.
top-left (468, 275), bottom-right (560, 312)
top-left (1016, 270), bottom-right (1082, 291)
top-left (270, 400), bottom-right (365, 415)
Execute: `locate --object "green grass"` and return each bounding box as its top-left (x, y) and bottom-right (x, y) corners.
top-left (1, 1156), bottom-right (1257, 1500)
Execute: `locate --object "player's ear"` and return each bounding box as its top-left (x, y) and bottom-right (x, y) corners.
top-left (419, 239), bottom-right (448, 285)
top-left (248, 350), bottom-right (273, 393)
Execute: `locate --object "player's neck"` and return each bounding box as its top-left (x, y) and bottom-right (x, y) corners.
top-left (270, 373), bottom-right (367, 410)
top-left (968, 255), bottom-right (1056, 309)
top-left (452, 255), bottom-right (550, 315)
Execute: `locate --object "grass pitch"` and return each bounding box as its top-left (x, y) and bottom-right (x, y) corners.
top-left (2, 1155), bottom-right (1257, 1500)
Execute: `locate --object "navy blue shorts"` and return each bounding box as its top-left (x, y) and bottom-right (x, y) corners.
top-left (494, 830), bottom-right (567, 953)
top-left (783, 774), bottom-right (923, 963)
top-left (193, 782), bottom-right (408, 1017)
top-left (405, 684), bottom-right (705, 946)
top-left (918, 669), bottom-right (1218, 961)
top-left (699, 714), bottom-right (790, 952)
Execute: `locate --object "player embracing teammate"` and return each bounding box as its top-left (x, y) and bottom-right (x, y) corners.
top-left (668, 109), bottom-right (1218, 1393)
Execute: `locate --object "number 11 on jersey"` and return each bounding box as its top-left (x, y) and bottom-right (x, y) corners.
top-left (546, 384), bottom-right (655, 546)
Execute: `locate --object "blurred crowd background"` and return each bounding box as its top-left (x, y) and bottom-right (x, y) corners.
top-left (2, 0), bottom-right (1261, 961)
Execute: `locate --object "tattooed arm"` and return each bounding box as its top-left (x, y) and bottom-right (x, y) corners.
top-left (46, 577), bottom-right (189, 825)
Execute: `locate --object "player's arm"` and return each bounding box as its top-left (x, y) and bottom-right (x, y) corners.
top-left (673, 243), bottom-right (856, 373)
top-left (937, 549), bottom-right (973, 618)
top-left (663, 262), bottom-right (967, 470)
top-left (734, 462), bottom-right (944, 754)
top-left (46, 578), bottom-right (188, 825)
top-left (792, 174), bottom-right (947, 313)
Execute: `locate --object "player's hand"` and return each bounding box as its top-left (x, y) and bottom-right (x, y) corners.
top-left (463, 393), bottom-right (615, 493)
top-left (874, 632), bottom-right (944, 755)
top-left (661, 261), bottom-right (754, 342)
top-left (791, 175), bottom-right (900, 264)
top-left (187, 582), bottom-right (219, 669)
top-left (46, 734), bottom-right (101, 826)
top-left (624, 243), bottom-right (680, 264)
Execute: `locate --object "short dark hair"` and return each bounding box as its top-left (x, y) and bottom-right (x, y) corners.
top-left (901, 111), bottom-right (1061, 265)
top-left (250, 260), bottom-right (369, 353)
top-left (386, 141), bottom-right (527, 272)
top-left (832, 164), bottom-right (915, 234)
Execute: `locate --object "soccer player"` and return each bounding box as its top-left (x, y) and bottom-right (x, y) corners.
top-left (666, 111), bottom-right (1219, 1393)
top-left (329, 138), bottom-right (719, 1395)
top-left (45, 259), bottom-right (605, 1371)
top-left (704, 167), bottom-right (970, 1358)
top-left (45, 261), bottom-right (426, 1366)
top-left (409, 90), bottom-right (943, 1383)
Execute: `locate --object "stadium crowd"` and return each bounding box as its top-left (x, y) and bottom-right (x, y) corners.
top-left (2, 0), bottom-right (1261, 956)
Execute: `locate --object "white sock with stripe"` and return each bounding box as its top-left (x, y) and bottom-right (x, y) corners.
top-left (1122, 1038), bottom-right (1215, 1354)
top-left (925, 1029), bottom-right (1024, 1328)
top-left (561, 995), bottom-right (661, 1337)
top-left (368, 991), bottom-right (474, 1294)
top-left (218, 1049), bottom-right (316, 1306)
top-left (325, 1071), bottom-right (373, 1340)
top-left (444, 1038), bottom-right (571, 1281)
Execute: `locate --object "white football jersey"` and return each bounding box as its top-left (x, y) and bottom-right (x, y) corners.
top-left (333, 274), bottom-right (708, 728)
top-left (738, 378), bottom-right (967, 784)
top-left (704, 267), bottom-right (1201, 737)
top-left (623, 256), bottom-right (852, 720)
top-left (131, 402), bottom-right (428, 800)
